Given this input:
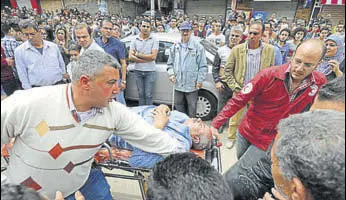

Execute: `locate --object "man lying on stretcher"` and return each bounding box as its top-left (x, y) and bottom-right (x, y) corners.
top-left (95, 104), bottom-right (219, 168)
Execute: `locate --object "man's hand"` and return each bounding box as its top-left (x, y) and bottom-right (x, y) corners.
top-left (169, 75), bottom-right (176, 83)
top-left (120, 82), bottom-right (126, 90)
top-left (6, 58), bottom-right (14, 67)
top-left (261, 188), bottom-right (286, 200)
top-left (196, 83), bottom-right (203, 89)
top-left (156, 104), bottom-right (171, 114)
top-left (262, 192), bottom-right (276, 200)
top-left (152, 109), bottom-right (169, 130)
top-left (215, 82), bottom-right (224, 93)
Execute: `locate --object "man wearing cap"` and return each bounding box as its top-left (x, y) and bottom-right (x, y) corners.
top-left (167, 21), bottom-right (208, 117)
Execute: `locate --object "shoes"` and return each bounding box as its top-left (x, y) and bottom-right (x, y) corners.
top-left (226, 139), bottom-right (236, 149)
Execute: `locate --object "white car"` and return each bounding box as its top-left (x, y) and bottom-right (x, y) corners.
top-left (122, 33), bottom-right (219, 120)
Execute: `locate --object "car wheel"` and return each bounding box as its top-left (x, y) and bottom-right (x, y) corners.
top-left (196, 90), bottom-right (217, 121)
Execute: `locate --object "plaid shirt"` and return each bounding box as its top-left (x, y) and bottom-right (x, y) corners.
top-left (1, 35), bottom-right (22, 58)
top-left (67, 84), bottom-right (103, 124)
top-left (285, 66), bottom-right (315, 102)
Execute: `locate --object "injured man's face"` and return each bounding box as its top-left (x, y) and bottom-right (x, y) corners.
top-left (184, 118), bottom-right (213, 150)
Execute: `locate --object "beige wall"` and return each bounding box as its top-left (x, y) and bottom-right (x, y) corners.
top-left (40, 0), bottom-right (62, 12)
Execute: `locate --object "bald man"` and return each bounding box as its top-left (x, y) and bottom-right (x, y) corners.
top-left (210, 39), bottom-right (328, 199)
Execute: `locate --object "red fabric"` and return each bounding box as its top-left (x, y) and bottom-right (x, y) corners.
top-left (321, 0), bottom-right (345, 4)
top-left (30, 0), bottom-right (41, 14)
top-left (1, 47), bottom-right (7, 66)
top-left (211, 63), bottom-right (327, 151)
top-left (10, 0), bottom-right (18, 8)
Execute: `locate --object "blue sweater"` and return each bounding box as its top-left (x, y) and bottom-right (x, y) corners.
top-left (108, 106), bottom-right (192, 168)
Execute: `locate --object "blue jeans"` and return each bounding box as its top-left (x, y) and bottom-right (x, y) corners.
top-left (223, 132), bottom-right (267, 200)
top-left (65, 167), bottom-right (113, 200)
top-left (134, 71), bottom-right (156, 106)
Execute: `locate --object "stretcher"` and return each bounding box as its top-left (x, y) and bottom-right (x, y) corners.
top-left (94, 139), bottom-right (222, 200)
top-left (1, 139), bottom-right (222, 200)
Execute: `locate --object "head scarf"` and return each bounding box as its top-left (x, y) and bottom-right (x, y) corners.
top-left (317, 35), bottom-right (345, 75)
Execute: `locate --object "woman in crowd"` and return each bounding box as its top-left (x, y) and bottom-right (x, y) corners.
top-left (318, 35), bottom-right (344, 81)
top-left (55, 26), bottom-right (71, 65)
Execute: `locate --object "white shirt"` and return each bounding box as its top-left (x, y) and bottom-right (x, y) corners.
top-left (207, 33), bottom-right (226, 47)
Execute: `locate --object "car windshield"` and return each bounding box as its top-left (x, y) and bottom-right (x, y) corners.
top-left (200, 39), bottom-right (217, 64)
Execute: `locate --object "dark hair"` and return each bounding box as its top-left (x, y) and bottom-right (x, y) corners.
top-left (43, 25), bottom-right (54, 41)
top-left (37, 19), bottom-right (46, 26)
top-left (320, 27), bottom-right (330, 33)
top-left (317, 76), bottom-right (345, 103)
top-left (68, 42), bottom-right (81, 52)
top-left (1, 23), bottom-right (11, 35)
top-left (147, 153), bottom-right (233, 200)
top-left (141, 19), bottom-right (151, 25)
top-left (279, 28), bottom-right (291, 36)
top-left (1, 184), bottom-right (46, 200)
top-left (249, 21), bottom-right (265, 33)
top-left (264, 21), bottom-right (272, 28)
top-left (276, 110), bottom-right (345, 200)
top-left (20, 20), bottom-right (38, 31)
top-left (101, 19), bottom-right (113, 27)
top-left (113, 23), bottom-right (121, 29)
top-left (292, 27), bottom-right (307, 40)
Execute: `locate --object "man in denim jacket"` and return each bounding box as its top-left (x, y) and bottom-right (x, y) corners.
top-left (167, 21), bottom-right (208, 117)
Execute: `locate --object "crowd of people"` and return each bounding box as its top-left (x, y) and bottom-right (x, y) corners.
top-left (1, 4), bottom-right (345, 200)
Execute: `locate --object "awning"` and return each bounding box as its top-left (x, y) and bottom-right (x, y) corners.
top-left (320, 0), bottom-right (345, 5)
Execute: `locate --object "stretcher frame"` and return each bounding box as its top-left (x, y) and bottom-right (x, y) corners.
top-left (96, 141), bottom-right (222, 200)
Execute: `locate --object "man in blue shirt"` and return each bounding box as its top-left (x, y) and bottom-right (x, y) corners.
top-left (14, 21), bottom-right (66, 89)
top-left (274, 28), bottom-right (291, 64)
top-left (95, 19), bottom-right (127, 105)
top-left (101, 105), bottom-right (214, 168)
top-left (167, 21), bottom-right (208, 117)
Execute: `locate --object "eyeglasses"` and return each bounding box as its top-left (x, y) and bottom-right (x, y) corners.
top-left (141, 25), bottom-right (150, 28)
top-left (231, 34), bottom-right (240, 38)
top-left (102, 27), bottom-right (112, 31)
top-left (23, 32), bottom-right (37, 37)
top-left (249, 32), bottom-right (260, 36)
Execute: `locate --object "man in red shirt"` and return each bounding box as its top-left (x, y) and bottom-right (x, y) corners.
top-left (211, 39), bottom-right (327, 172)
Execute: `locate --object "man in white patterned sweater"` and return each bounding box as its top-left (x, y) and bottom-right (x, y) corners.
top-left (1, 50), bottom-right (186, 200)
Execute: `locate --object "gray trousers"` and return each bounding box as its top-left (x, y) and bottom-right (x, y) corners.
top-left (174, 90), bottom-right (199, 118)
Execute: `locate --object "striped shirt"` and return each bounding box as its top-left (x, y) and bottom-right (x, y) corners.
top-left (1, 35), bottom-right (22, 58)
top-left (244, 45), bottom-right (263, 85)
top-left (285, 66), bottom-right (315, 102)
